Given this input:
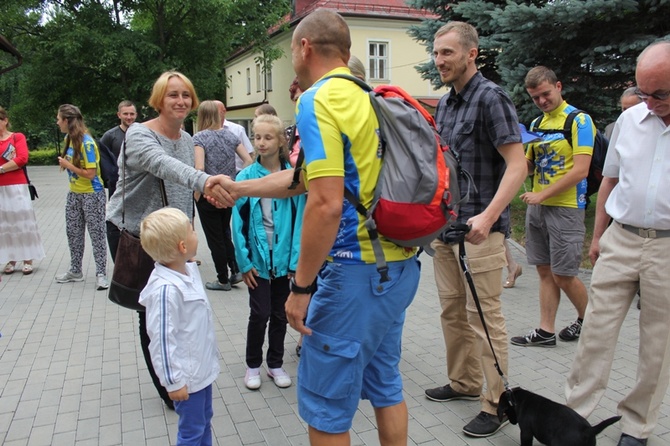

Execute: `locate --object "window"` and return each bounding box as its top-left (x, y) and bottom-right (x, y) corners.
top-left (256, 63), bottom-right (262, 92)
top-left (246, 68), bottom-right (251, 95)
top-left (265, 68), bottom-right (273, 92)
top-left (369, 41), bottom-right (388, 81)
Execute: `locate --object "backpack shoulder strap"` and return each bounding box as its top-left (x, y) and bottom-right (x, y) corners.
top-left (327, 73), bottom-right (372, 91)
top-left (288, 148), bottom-right (304, 190)
top-left (530, 115), bottom-right (543, 131)
top-left (563, 109), bottom-right (583, 147)
top-left (288, 73), bottom-right (370, 191)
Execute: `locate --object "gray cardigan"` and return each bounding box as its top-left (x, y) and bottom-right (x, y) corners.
top-left (106, 123), bottom-right (209, 235)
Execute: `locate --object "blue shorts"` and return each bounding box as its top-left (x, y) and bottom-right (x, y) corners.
top-left (297, 257), bottom-right (420, 433)
top-left (174, 384), bottom-right (213, 446)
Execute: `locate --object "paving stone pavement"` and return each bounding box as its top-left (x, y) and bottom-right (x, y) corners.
top-left (1, 166), bottom-right (668, 446)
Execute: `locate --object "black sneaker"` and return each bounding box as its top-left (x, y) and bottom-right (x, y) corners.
top-left (463, 411), bottom-right (509, 437)
top-left (511, 329), bottom-right (556, 347)
top-left (425, 384), bottom-right (479, 402)
top-left (559, 320), bottom-right (582, 342)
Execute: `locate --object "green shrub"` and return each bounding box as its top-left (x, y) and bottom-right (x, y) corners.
top-left (28, 148), bottom-right (59, 166)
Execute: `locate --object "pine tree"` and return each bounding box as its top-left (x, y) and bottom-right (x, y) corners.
top-left (407, 0), bottom-right (670, 126)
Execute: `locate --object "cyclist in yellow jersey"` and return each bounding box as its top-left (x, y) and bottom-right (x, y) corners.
top-left (512, 66), bottom-right (595, 349)
top-left (226, 8), bottom-right (420, 445)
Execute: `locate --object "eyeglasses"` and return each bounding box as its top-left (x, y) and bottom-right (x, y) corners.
top-left (634, 88), bottom-right (670, 101)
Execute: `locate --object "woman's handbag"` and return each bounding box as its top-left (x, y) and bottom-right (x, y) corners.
top-left (107, 139), bottom-right (168, 311)
top-left (107, 229), bottom-right (156, 311)
top-left (27, 181), bottom-right (38, 200)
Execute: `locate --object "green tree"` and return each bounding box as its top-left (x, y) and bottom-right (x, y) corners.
top-left (0, 0), bottom-right (290, 147)
top-left (408, 0), bottom-right (670, 127)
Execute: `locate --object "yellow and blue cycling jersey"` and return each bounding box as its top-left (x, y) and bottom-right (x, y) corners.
top-left (64, 134), bottom-right (105, 193)
top-left (296, 67), bottom-right (414, 264)
top-left (526, 101), bottom-right (595, 209)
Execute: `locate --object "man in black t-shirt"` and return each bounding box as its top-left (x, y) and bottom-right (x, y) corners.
top-left (101, 100), bottom-right (137, 254)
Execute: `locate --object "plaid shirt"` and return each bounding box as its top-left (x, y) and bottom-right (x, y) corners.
top-left (435, 72), bottom-right (521, 234)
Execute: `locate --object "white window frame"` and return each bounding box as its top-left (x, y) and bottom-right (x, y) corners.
top-left (256, 63), bottom-right (262, 93)
top-left (368, 40), bottom-right (389, 81)
top-left (246, 67), bottom-right (251, 95)
top-left (265, 67), bottom-right (273, 92)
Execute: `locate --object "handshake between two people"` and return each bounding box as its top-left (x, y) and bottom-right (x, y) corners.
top-left (203, 168), bottom-right (305, 208)
top-left (203, 175), bottom-right (237, 208)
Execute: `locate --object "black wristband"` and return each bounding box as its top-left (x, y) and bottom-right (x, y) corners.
top-left (290, 276), bottom-right (314, 294)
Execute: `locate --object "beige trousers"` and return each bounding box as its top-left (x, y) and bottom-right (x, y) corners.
top-left (431, 232), bottom-right (507, 415)
top-left (566, 223), bottom-right (670, 439)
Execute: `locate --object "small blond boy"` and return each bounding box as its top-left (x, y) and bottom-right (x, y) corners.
top-left (139, 208), bottom-right (220, 444)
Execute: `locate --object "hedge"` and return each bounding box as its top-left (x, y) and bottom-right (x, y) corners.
top-left (28, 148), bottom-right (59, 166)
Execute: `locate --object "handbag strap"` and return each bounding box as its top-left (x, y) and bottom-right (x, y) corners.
top-left (10, 134), bottom-right (32, 184)
top-left (21, 166), bottom-right (31, 184)
top-left (120, 134), bottom-right (168, 226)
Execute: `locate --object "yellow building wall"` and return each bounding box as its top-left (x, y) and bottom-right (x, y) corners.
top-left (224, 16), bottom-right (443, 132)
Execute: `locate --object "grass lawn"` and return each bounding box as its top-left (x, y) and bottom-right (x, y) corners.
top-left (509, 177), bottom-right (596, 270)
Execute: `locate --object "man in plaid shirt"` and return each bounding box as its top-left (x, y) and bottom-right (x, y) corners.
top-left (424, 21), bottom-right (527, 438)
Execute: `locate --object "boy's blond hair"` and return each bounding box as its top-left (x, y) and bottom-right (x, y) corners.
top-left (140, 208), bottom-right (191, 264)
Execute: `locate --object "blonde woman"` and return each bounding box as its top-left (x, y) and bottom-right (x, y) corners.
top-left (193, 100), bottom-right (252, 290)
top-left (106, 72), bottom-right (234, 410)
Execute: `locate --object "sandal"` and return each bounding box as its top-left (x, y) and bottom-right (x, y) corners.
top-left (503, 264), bottom-right (522, 288)
top-left (22, 263), bottom-right (34, 275)
top-left (3, 262), bottom-right (16, 274)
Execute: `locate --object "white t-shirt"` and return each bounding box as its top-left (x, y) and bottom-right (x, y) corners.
top-left (223, 120), bottom-right (254, 173)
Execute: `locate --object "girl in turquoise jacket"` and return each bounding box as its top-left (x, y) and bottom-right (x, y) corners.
top-left (233, 114), bottom-right (305, 390)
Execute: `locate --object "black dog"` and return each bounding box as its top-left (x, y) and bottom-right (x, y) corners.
top-left (498, 387), bottom-right (621, 446)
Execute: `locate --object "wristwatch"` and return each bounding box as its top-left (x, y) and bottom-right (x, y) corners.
top-left (0, 166), bottom-right (5, 174)
top-left (290, 276), bottom-right (314, 294)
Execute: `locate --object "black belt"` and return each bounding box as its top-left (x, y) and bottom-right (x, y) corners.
top-left (617, 222), bottom-right (670, 239)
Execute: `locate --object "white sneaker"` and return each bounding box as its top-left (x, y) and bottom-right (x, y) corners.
top-left (245, 368), bottom-right (261, 390)
top-left (96, 274), bottom-right (109, 290)
top-left (267, 367), bottom-right (292, 388)
top-left (55, 271), bottom-right (84, 283)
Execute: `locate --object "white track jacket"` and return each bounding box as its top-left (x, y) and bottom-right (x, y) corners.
top-left (139, 262), bottom-right (220, 393)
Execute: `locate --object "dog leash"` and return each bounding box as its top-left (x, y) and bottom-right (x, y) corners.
top-left (446, 223), bottom-right (516, 407)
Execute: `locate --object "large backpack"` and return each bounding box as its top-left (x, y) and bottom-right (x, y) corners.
top-left (291, 74), bottom-right (469, 282)
top-left (530, 110), bottom-right (609, 197)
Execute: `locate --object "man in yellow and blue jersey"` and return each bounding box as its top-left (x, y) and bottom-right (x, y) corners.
top-left (228, 8), bottom-right (420, 446)
top-left (511, 66), bottom-right (595, 348)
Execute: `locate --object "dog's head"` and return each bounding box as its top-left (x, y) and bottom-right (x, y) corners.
top-left (497, 388), bottom-right (519, 425)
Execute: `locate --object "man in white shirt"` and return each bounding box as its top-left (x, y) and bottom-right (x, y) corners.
top-left (213, 100), bottom-right (254, 173)
top-left (565, 40), bottom-right (670, 446)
